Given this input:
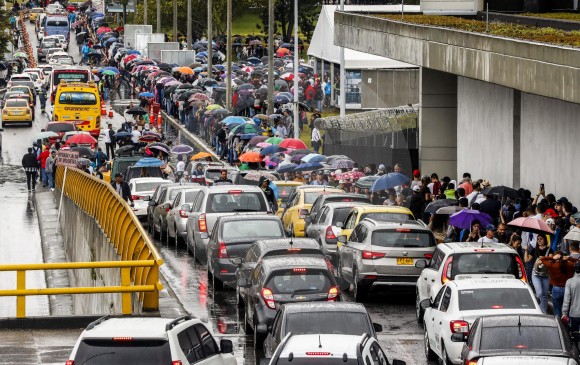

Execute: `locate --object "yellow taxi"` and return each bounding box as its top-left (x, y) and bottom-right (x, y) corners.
top-left (9, 85), bottom-right (35, 106)
top-left (338, 205), bottom-right (415, 240)
top-left (29, 8), bottom-right (44, 22)
top-left (280, 185), bottom-right (343, 237)
top-left (272, 180), bottom-right (303, 216)
top-left (2, 98), bottom-right (33, 126)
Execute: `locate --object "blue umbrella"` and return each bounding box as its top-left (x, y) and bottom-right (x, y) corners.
top-left (139, 92), bottom-right (154, 98)
top-left (114, 131), bottom-right (132, 138)
top-left (301, 153), bottom-right (326, 163)
top-left (449, 209), bottom-right (493, 230)
top-left (102, 66), bottom-right (119, 74)
top-left (294, 162), bottom-right (323, 172)
top-left (240, 133), bottom-right (258, 140)
top-left (276, 163), bottom-right (297, 173)
top-left (134, 158), bottom-right (164, 167)
top-left (260, 145), bottom-right (287, 156)
top-left (127, 50), bottom-right (141, 55)
top-left (222, 116), bottom-right (251, 125)
top-left (370, 172), bottom-right (410, 192)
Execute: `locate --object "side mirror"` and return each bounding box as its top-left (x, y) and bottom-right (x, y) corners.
top-left (337, 235), bottom-right (347, 244)
top-left (451, 333), bottom-right (467, 342)
top-left (373, 323), bottom-right (383, 333)
top-left (304, 216), bottom-right (312, 223)
top-left (162, 202), bottom-right (171, 209)
top-left (229, 257), bottom-right (243, 266)
top-left (415, 259), bottom-right (427, 269)
top-left (392, 360), bottom-right (406, 365)
top-left (220, 339), bottom-right (233, 353)
top-left (336, 222), bottom-right (344, 228)
top-left (420, 299), bottom-right (432, 310)
top-left (256, 323), bottom-right (268, 334)
top-left (181, 203), bottom-right (191, 212)
top-left (237, 278), bottom-right (251, 288)
top-left (200, 232), bottom-right (208, 239)
top-left (142, 195), bottom-right (151, 201)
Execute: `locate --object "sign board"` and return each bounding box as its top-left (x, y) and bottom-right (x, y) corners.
top-left (56, 150), bottom-right (79, 168)
top-left (420, 0), bottom-right (480, 15)
top-left (107, 1), bottom-right (136, 13)
top-left (124, 25), bottom-right (152, 47)
top-left (147, 42), bottom-right (180, 61)
top-left (161, 50), bottom-right (197, 65)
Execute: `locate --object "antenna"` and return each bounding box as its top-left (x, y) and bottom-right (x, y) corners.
top-left (517, 316), bottom-right (522, 336)
top-left (318, 335), bottom-right (322, 348)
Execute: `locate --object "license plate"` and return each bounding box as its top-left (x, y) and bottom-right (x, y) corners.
top-left (397, 257), bottom-right (414, 265)
top-left (11, 112), bottom-right (24, 115)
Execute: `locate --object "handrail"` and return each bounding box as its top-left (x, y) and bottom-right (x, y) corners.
top-left (55, 166), bottom-right (163, 311)
top-left (0, 261), bottom-right (162, 318)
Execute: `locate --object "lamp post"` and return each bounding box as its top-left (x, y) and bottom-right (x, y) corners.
top-left (225, 0), bottom-right (232, 111)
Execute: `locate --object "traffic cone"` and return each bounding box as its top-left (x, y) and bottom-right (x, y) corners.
top-left (108, 108), bottom-right (113, 118)
top-left (157, 114), bottom-right (162, 129)
top-left (101, 103), bottom-right (106, 115)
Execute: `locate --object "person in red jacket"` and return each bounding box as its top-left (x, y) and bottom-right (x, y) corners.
top-left (304, 81), bottom-right (316, 110)
top-left (37, 145), bottom-right (50, 187)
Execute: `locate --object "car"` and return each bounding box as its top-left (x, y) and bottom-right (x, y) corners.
top-left (204, 166), bottom-right (240, 186)
top-left (152, 185), bottom-right (198, 240)
top-left (102, 155), bottom-right (143, 183)
top-left (185, 185), bottom-right (270, 264)
top-left (206, 215), bottom-right (285, 289)
top-left (7, 73), bottom-right (33, 89)
top-left (23, 67), bottom-right (45, 86)
top-left (185, 161), bottom-right (227, 184)
top-left (38, 64), bottom-right (53, 77)
top-left (1, 99), bottom-right (32, 127)
top-left (145, 183), bottom-right (183, 230)
top-left (24, 71), bottom-right (44, 92)
top-left (37, 40), bottom-right (59, 62)
top-left (262, 302), bottom-right (383, 358)
top-left (166, 186), bottom-right (205, 243)
top-left (337, 219), bottom-right (436, 301)
top-left (51, 56), bottom-right (74, 66)
top-left (2, 91), bottom-right (32, 109)
top-left (305, 201), bottom-right (372, 262)
top-left (61, 131), bottom-right (95, 148)
top-left (9, 85), bottom-right (36, 106)
top-left (66, 315), bottom-right (236, 365)
top-left (51, 34), bottom-right (68, 51)
top-left (266, 333), bottom-right (406, 365)
top-left (123, 165), bottom-right (164, 183)
top-left (45, 3), bottom-right (64, 14)
top-left (271, 180), bottom-right (303, 216)
top-left (421, 276), bottom-right (542, 365)
top-left (45, 122), bottom-right (77, 144)
top-left (238, 255), bottom-right (341, 348)
top-left (415, 241), bottom-right (528, 322)
top-left (45, 47), bottom-right (65, 62)
top-left (29, 7), bottom-right (44, 23)
top-left (128, 177), bottom-right (172, 219)
top-left (37, 26), bottom-right (45, 41)
top-left (280, 185), bottom-right (344, 237)
top-left (339, 205), bottom-right (416, 240)
top-left (304, 193), bottom-right (371, 231)
top-left (458, 314), bottom-right (579, 365)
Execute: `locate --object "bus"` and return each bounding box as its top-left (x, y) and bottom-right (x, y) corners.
top-left (43, 15), bottom-right (69, 40)
top-left (53, 82), bottom-right (101, 138)
top-left (50, 66), bottom-right (92, 101)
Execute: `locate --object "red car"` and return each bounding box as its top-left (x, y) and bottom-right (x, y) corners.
top-left (45, 121), bottom-right (77, 145)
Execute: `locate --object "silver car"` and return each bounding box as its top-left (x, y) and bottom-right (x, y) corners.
top-left (128, 177), bottom-right (171, 219)
top-left (166, 187), bottom-right (204, 244)
top-left (151, 185), bottom-right (197, 240)
top-left (337, 218), bottom-right (436, 302)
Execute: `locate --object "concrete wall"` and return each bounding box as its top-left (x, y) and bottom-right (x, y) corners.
top-left (361, 69), bottom-right (419, 108)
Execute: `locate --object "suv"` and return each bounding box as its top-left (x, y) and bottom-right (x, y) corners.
top-left (415, 241), bottom-right (527, 322)
top-left (66, 315), bottom-right (236, 365)
top-left (152, 185), bottom-right (198, 241)
top-left (37, 39), bottom-right (59, 62)
top-left (337, 219), bottom-right (436, 301)
top-left (304, 193), bottom-right (371, 231)
top-left (262, 302), bottom-right (383, 358)
top-left (185, 185), bottom-right (270, 264)
top-left (266, 333), bottom-right (406, 365)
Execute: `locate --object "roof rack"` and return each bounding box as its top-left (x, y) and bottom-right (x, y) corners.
top-left (86, 315), bottom-right (111, 330)
top-left (165, 315), bottom-right (194, 331)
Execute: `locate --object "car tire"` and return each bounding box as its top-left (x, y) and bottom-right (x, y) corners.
top-left (424, 329), bottom-right (437, 361)
top-left (244, 302), bottom-right (254, 334)
top-left (440, 344), bottom-right (451, 365)
top-left (28, 121), bottom-right (32, 127)
top-left (353, 269), bottom-right (368, 302)
top-left (416, 290), bottom-right (424, 324)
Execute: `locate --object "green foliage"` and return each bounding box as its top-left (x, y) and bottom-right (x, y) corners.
top-left (0, 0), bottom-right (12, 60)
top-left (255, 0), bottom-right (320, 41)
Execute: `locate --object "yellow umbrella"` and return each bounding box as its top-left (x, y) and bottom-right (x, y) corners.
top-left (190, 151), bottom-right (213, 160)
top-left (206, 104), bottom-right (222, 111)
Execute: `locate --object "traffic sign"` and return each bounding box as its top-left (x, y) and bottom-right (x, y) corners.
top-left (56, 150), bottom-right (79, 168)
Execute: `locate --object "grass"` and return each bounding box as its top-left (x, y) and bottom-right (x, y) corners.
top-left (377, 14), bottom-right (580, 47)
top-left (521, 12), bottom-right (580, 22)
top-left (233, 12), bottom-right (264, 36)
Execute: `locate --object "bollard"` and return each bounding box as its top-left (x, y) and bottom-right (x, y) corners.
top-left (149, 114), bottom-right (155, 125)
top-left (157, 114), bottom-right (162, 129)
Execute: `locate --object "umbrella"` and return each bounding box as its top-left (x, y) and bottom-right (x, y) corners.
top-left (13, 52), bottom-right (28, 58)
top-left (294, 162), bottom-right (323, 172)
top-left (249, 135), bottom-right (269, 145)
top-left (564, 227), bottom-right (580, 242)
top-left (507, 217), bottom-right (554, 235)
top-left (355, 176), bottom-right (380, 189)
top-left (336, 171), bottom-right (366, 180)
top-left (301, 153), bottom-right (326, 163)
top-left (287, 149), bottom-right (313, 156)
top-left (291, 154), bottom-right (308, 163)
top-left (329, 159), bottom-right (355, 169)
top-left (114, 131), bottom-right (133, 138)
top-left (239, 152), bottom-right (263, 163)
top-left (171, 145), bottom-right (194, 154)
top-left (436, 206), bottom-right (464, 215)
top-left (189, 93), bottom-right (209, 102)
top-left (70, 147), bottom-right (94, 159)
top-left (126, 107), bottom-right (148, 115)
top-left (243, 170), bottom-right (278, 182)
top-left (66, 133), bottom-right (97, 145)
top-left (178, 66), bottom-right (194, 75)
top-left (147, 144), bottom-right (170, 154)
top-left (449, 210), bottom-right (493, 230)
top-left (102, 70), bottom-right (117, 76)
top-left (140, 135), bottom-right (160, 143)
top-left (273, 94), bottom-right (291, 104)
top-left (191, 152), bottom-right (213, 160)
top-left (482, 185), bottom-right (519, 199)
top-left (139, 92), bottom-right (154, 98)
top-left (206, 104), bottom-right (222, 111)
top-left (134, 157), bottom-right (164, 167)
top-left (425, 199), bottom-right (458, 214)
top-left (209, 108), bottom-right (230, 116)
top-left (102, 66), bottom-right (120, 74)
top-left (240, 133), bottom-right (258, 140)
top-left (77, 158), bottom-right (92, 166)
top-left (256, 142), bottom-right (271, 148)
top-left (266, 137), bottom-right (283, 145)
top-left (370, 172), bottom-right (410, 192)
top-left (35, 131), bottom-right (59, 140)
top-left (222, 116), bottom-right (251, 125)
top-left (230, 123), bottom-right (264, 135)
top-left (277, 163), bottom-right (297, 173)
top-left (279, 138), bottom-right (307, 150)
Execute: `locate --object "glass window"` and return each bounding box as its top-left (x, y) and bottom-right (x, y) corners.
top-left (46, 123), bottom-right (76, 133)
top-left (480, 326), bottom-right (562, 351)
top-left (304, 192), bottom-right (329, 204)
top-left (172, 193), bottom-right (182, 208)
top-left (360, 212), bottom-right (414, 222)
top-left (458, 288), bottom-right (536, 311)
top-left (370, 230), bottom-right (435, 248)
top-left (73, 339), bottom-right (171, 364)
top-left (185, 326), bottom-right (205, 361)
top-left (194, 324), bottom-right (219, 358)
top-left (285, 312), bottom-right (370, 336)
top-left (439, 287), bottom-right (452, 312)
top-left (433, 286), bottom-right (445, 308)
top-left (178, 330), bottom-right (199, 363)
top-left (345, 70), bottom-right (362, 104)
top-left (266, 269), bottom-right (332, 295)
top-left (206, 192), bottom-right (267, 213)
top-left (58, 92), bottom-right (97, 105)
top-left (5, 99), bottom-right (28, 108)
top-left (277, 185), bottom-right (294, 202)
top-left (222, 220), bottom-right (283, 240)
top-left (451, 253), bottom-right (519, 279)
top-left (345, 211), bottom-right (357, 229)
top-left (184, 191), bottom-right (199, 203)
top-left (350, 226), bottom-right (361, 243)
top-left (430, 249), bottom-right (444, 270)
top-left (135, 181), bottom-right (166, 192)
top-left (317, 207), bottom-right (329, 224)
top-left (332, 208), bottom-right (354, 226)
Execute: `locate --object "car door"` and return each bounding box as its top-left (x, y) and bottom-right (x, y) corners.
top-left (340, 225), bottom-right (361, 280)
top-left (154, 189), bottom-right (167, 230)
top-left (207, 220), bottom-right (221, 274)
top-left (282, 191), bottom-right (301, 232)
top-left (419, 248), bottom-right (445, 301)
top-left (167, 192), bottom-right (182, 236)
top-left (426, 286), bottom-right (450, 357)
top-left (264, 309), bottom-right (283, 358)
top-left (307, 206), bottom-right (327, 241)
top-left (246, 265), bottom-right (264, 326)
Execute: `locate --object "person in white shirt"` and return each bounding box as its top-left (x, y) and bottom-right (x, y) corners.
top-left (131, 125), bottom-right (141, 148)
top-left (311, 124), bottom-right (321, 153)
top-left (175, 154), bottom-right (186, 181)
top-left (478, 224), bottom-right (499, 243)
top-left (466, 180), bottom-right (486, 208)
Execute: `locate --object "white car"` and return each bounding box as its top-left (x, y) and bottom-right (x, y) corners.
top-left (415, 242), bottom-right (527, 322)
top-left (67, 315), bottom-right (237, 365)
top-left (52, 34), bottom-right (68, 51)
top-left (166, 186), bottom-right (204, 243)
top-left (46, 3), bottom-right (63, 14)
top-left (421, 276), bottom-right (542, 365)
top-left (7, 73), bottom-right (32, 89)
top-left (129, 177), bottom-right (171, 218)
top-left (38, 64), bottom-right (53, 77)
top-left (37, 26), bottom-right (45, 41)
top-left (475, 357), bottom-right (574, 365)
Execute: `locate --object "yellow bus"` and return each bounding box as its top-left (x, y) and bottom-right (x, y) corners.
top-left (53, 81), bottom-right (101, 138)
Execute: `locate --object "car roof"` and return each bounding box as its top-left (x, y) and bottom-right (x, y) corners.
top-left (261, 255), bottom-right (329, 271)
top-left (437, 241), bottom-right (517, 253)
top-left (450, 277), bottom-right (529, 290)
top-left (315, 193), bottom-right (368, 201)
top-left (280, 334), bottom-right (362, 358)
top-left (296, 186), bottom-right (343, 192)
top-left (282, 302), bottom-right (368, 314)
top-left (217, 214), bottom-right (280, 223)
top-left (272, 181), bottom-right (303, 187)
top-left (254, 238), bottom-right (320, 250)
top-left (360, 219), bottom-right (430, 230)
top-left (83, 317), bottom-right (176, 339)
top-left (321, 202), bottom-right (372, 210)
top-left (353, 205), bottom-right (413, 213)
top-left (207, 184), bottom-right (262, 193)
top-left (480, 314), bottom-right (558, 328)
top-left (130, 177), bottom-right (167, 183)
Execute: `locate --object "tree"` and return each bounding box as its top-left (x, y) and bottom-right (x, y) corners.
top-left (0, 0), bottom-right (12, 59)
top-left (256, 0), bottom-right (319, 41)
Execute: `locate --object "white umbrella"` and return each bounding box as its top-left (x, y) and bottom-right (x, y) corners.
top-left (564, 227), bottom-right (580, 242)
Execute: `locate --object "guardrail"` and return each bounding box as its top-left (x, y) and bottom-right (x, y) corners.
top-left (55, 166), bottom-right (163, 312)
top-left (0, 261), bottom-right (162, 318)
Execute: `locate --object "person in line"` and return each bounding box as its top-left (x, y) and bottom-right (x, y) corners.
top-left (175, 154), bottom-right (185, 182)
top-left (526, 234), bottom-right (552, 314)
top-left (259, 176), bottom-right (277, 213)
top-left (22, 147), bottom-right (39, 192)
top-left (477, 224), bottom-right (499, 243)
top-left (311, 122), bottom-right (321, 154)
top-left (542, 251), bottom-right (576, 317)
top-left (214, 169), bottom-right (232, 185)
top-left (104, 123), bottom-right (116, 159)
top-left (37, 144), bottom-right (50, 187)
top-left (562, 261), bottom-right (580, 334)
top-left (131, 125), bottom-right (141, 150)
top-left (111, 173), bottom-right (134, 206)
top-left (45, 150), bottom-right (56, 191)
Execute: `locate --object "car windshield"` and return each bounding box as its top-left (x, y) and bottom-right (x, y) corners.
top-left (304, 191), bottom-right (333, 204)
top-left (451, 253), bottom-right (520, 279)
top-left (47, 123), bottom-right (75, 132)
top-left (134, 181), bottom-right (166, 192)
top-left (6, 100), bottom-right (28, 108)
top-left (286, 312), bottom-right (370, 336)
top-left (205, 192), bottom-right (267, 213)
top-left (266, 269), bottom-right (332, 294)
top-left (458, 288), bottom-right (536, 311)
top-left (277, 185), bottom-right (295, 202)
top-left (371, 230), bottom-right (435, 248)
top-left (360, 212), bottom-right (414, 222)
top-left (58, 92), bottom-right (97, 105)
top-left (332, 208), bottom-right (354, 225)
top-left (73, 339), bottom-right (171, 364)
top-left (480, 326), bottom-right (562, 351)
top-left (221, 220), bottom-right (283, 240)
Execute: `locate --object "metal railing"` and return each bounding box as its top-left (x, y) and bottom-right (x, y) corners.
top-left (55, 166), bottom-right (163, 312)
top-left (0, 261), bottom-right (162, 318)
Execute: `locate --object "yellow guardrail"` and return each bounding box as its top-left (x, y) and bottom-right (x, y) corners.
top-left (55, 166), bottom-right (163, 312)
top-left (0, 261), bottom-right (162, 318)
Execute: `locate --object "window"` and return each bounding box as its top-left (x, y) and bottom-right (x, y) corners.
top-left (439, 287), bottom-right (452, 312)
top-left (360, 212), bottom-right (414, 222)
top-left (206, 192), bottom-right (267, 213)
top-left (433, 286), bottom-right (445, 307)
top-left (458, 288), bottom-right (536, 311)
top-left (193, 192), bottom-right (205, 212)
top-left (345, 211), bottom-right (357, 229)
top-left (185, 326), bottom-right (205, 362)
top-left (358, 225), bottom-right (369, 242)
top-left (369, 341), bottom-right (387, 365)
top-left (350, 226), bottom-right (361, 243)
top-left (332, 207), bottom-right (354, 226)
top-left (157, 190), bottom-right (166, 204)
top-left (480, 326), bottom-right (562, 351)
top-left (285, 312), bottom-right (371, 336)
top-left (370, 230), bottom-right (436, 248)
top-left (304, 192), bottom-right (327, 204)
top-left (73, 339), bottom-right (171, 365)
top-left (194, 324), bottom-right (219, 358)
top-left (451, 253), bottom-right (520, 279)
top-left (173, 193), bottom-right (182, 209)
top-left (178, 330), bottom-right (199, 363)
top-left (266, 269), bottom-right (332, 294)
top-left (317, 207), bottom-right (329, 224)
top-left (466, 319), bottom-right (479, 349)
top-left (221, 220), bottom-right (283, 240)
top-left (429, 249), bottom-right (444, 270)
top-left (5, 99), bottom-right (28, 108)
top-left (58, 92), bottom-right (97, 105)
top-left (135, 181), bottom-right (166, 192)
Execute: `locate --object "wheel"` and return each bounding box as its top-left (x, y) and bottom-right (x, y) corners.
top-left (416, 290), bottom-right (424, 324)
top-left (353, 269), bottom-right (368, 302)
top-left (440, 344), bottom-right (451, 365)
top-left (424, 329), bottom-right (437, 361)
top-left (27, 121), bottom-right (32, 127)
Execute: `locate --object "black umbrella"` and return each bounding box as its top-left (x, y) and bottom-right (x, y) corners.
top-left (238, 83), bottom-right (255, 91)
top-left (210, 108), bottom-right (230, 116)
top-left (157, 63), bottom-right (172, 73)
top-left (425, 199), bottom-right (458, 214)
top-left (177, 83), bottom-right (194, 90)
top-left (288, 149), bottom-right (313, 156)
top-left (126, 107), bottom-right (148, 115)
top-left (482, 185), bottom-right (518, 199)
top-left (274, 94), bottom-right (291, 104)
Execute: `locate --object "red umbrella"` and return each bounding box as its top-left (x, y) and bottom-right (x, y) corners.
top-left (279, 138), bottom-right (307, 150)
top-left (239, 152), bottom-right (263, 163)
top-left (337, 171), bottom-right (366, 180)
top-left (66, 133), bottom-right (97, 145)
top-left (507, 217), bottom-right (554, 235)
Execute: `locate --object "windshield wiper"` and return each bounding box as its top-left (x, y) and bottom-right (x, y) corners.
top-left (81, 352), bottom-right (116, 365)
top-left (291, 288), bottom-right (319, 298)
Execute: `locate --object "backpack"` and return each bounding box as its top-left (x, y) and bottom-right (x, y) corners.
top-left (315, 87), bottom-right (323, 100)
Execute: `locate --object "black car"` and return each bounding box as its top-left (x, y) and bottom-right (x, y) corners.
top-left (238, 255), bottom-right (340, 349)
top-left (304, 193), bottom-right (371, 231)
top-left (206, 215), bottom-right (285, 289)
top-left (458, 314), bottom-right (579, 364)
top-left (262, 302), bottom-right (383, 358)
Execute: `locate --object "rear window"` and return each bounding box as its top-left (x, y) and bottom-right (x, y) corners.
top-left (184, 191), bottom-right (198, 203)
top-left (458, 288), bottom-right (536, 311)
top-left (277, 186), bottom-right (294, 202)
top-left (286, 312), bottom-right (370, 336)
top-left (480, 326), bottom-right (562, 351)
top-left (5, 100), bottom-right (28, 108)
top-left (360, 212), bottom-right (414, 222)
top-left (74, 339), bottom-right (171, 364)
top-left (135, 181), bottom-right (166, 192)
top-left (332, 208), bottom-right (354, 226)
top-left (221, 220), bottom-right (283, 241)
top-left (47, 123), bottom-right (75, 132)
top-left (371, 229), bottom-right (435, 248)
top-left (326, 196), bottom-right (369, 204)
top-left (46, 19), bottom-right (68, 26)
top-left (305, 192), bottom-right (330, 204)
top-left (58, 92), bottom-right (97, 105)
top-left (205, 170), bottom-right (222, 180)
top-left (206, 192), bottom-right (267, 213)
top-left (451, 253), bottom-right (520, 279)
top-left (275, 359), bottom-right (359, 365)
top-left (11, 76), bottom-right (31, 81)
top-left (266, 269), bottom-right (332, 295)
top-left (125, 167), bottom-right (163, 181)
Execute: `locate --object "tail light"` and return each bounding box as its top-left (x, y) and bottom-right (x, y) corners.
top-left (217, 319), bottom-right (227, 334)
top-left (515, 255), bottom-right (527, 283)
top-left (327, 286), bottom-right (338, 302)
top-left (131, 195), bottom-right (141, 201)
top-left (65, 361), bottom-right (74, 365)
top-left (325, 226), bottom-right (336, 240)
top-left (464, 360), bottom-right (478, 365)
top-left (441, 256), bottom-right (453, 284)
top-left (179, 209), bottom-right (189, 218)
top-left (261, 288), bottom-right (275, 309)
top-left (450, 320), bottom-right (469, 334)
top-left (218, 242), bottom-right (228, 258)
top-left (424, 253), bottom-right (433, 259)
top-left (198, 213), bottom-right (207, 232)
top-left (298, 209), bottom-right (309, 219)
top-left (362, 251), bottom-right (385, 259)
top-left (172, 361), bottom-right (183, 365)
top-left (165, 205), bottom-right (171, 212)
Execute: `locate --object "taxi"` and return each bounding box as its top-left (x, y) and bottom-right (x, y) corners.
top-left (29, 7), bottom-right (44, 22)
top-left (2, 98), bottom-right (33, 126)
top-left (9, 85), bottom-right (35, 106)
top-left (339, 205), bottom-right (415, 240)
top-left (280, 185), bottom-right (343, 237)
top-left (53, 81), bottom-right (101, 138)
top-left (271, 180), bottom-right (303, 216)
